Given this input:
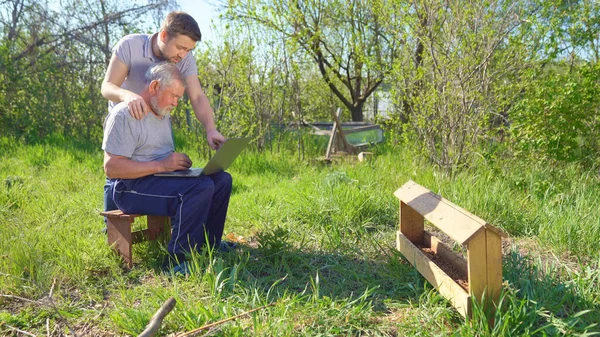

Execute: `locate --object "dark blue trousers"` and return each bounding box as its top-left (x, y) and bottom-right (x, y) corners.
top-left (104, 177), bottom-right (118, 216)
top-left (107, 172), bottom-right (232, 255)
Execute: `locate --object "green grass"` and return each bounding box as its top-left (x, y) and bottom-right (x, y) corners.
top-left (1, 135), bottom-right (599, 336)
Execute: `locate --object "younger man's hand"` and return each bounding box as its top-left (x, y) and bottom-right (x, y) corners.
top-left (125, 94), bottom-right (149, 119)
top-left (206, 129), bottom-right (226, 150)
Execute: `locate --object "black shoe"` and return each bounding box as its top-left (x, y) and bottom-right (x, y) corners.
top-left (218, 240), bottom-right (238, 253)
top-left (160, 253), bottom-right (187, 273)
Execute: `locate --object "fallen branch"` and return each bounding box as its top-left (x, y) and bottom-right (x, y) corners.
top-left (0, 293), bottom-right (41, 304)
top-left (0, 275), bottom-right (77, 336)
top-left (5, 325), bottom-right (36, 337)
top-left (138, 297), bottom-right (177, 337)
top-left (176, 303), bottom-right (276, 337)
top-left (45, 279), bottom-right (78, 337)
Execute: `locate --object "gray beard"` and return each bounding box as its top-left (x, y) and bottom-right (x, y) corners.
top-left (150, 96), bottom-right (171, 117)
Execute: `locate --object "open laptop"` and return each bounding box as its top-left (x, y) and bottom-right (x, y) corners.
top-left (154, 137), bottom-right (251, 177)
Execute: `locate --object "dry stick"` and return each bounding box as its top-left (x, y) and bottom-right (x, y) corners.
top-left (48, 278), bottom-right (56, 298)
top-left (176, 303), bottom-right (276, 337)
top-left (137, 297), bottom-right (177, 337)
top-left (0, 293), bottom-right (41, 304)
top-left (45, 279), bottom-right (78, 337)
top-left (6, 325), bottom-right (36, 337)
top-left (0, 271), bottom-right (32, 283)
top-left (196, 326), bottom-right (223, 337)
top-left (1, 274), bottom-right (77, 336)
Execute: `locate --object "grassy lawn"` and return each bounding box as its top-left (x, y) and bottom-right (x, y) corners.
top-left (1, 136), bottom-right (599, 336)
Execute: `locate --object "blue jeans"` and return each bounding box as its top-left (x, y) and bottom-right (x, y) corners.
top-left (106, 172), bottom-right (232, 254)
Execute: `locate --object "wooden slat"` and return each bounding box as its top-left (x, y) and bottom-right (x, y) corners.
top-left (400, 201), bottom-right (424, 245)
top-left (484, 223), bottom-right (508, 238)
top-left (330, 107), bottom-right (355, 154)
top-left (325, 108), bottom-right (342, 159)
top-left (467, 230), bottom-right (487, 301)
top-left (394, 181), bottom-right (486, 245)
top-left (100, 210), bottom-right (142, 219)
top-left (486, 229), bottom-right (503, 306)
top-left (423, 231), bottom-right (468, 277)
top-left (397, 231), bottom-right (471, 317)
top-left (343, 125), bottom-right (382, 134)
top-left (106, 217), bottom-right (133, 268)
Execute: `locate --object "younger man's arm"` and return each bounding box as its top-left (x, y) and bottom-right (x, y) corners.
top-left (101, 54), bottom-right (149, 119)
top-left (185, 75), bottom-right (226, 150)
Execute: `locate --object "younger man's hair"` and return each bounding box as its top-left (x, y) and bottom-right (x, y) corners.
top-left (161, 11), bottom-right (202, 42)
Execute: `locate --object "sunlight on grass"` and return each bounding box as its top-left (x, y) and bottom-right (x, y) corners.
top-left (1, 139), bottom-right (599, 336)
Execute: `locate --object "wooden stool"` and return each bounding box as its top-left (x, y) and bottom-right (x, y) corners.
top-left (100, 210), bottom-right (171, 268)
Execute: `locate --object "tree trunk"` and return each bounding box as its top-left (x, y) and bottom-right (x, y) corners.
top-left (350, 102), bottom-right (365, 122)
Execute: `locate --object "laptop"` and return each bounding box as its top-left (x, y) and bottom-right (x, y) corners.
top-left (154, 137), bottom-right (251, 177)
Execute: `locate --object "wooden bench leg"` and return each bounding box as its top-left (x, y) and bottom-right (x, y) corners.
top-left (147, 215), bottom-right (170, 241)
top-left (106, 217), bottom-right (133, 268)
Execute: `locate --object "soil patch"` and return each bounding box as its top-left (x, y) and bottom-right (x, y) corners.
top-left (416, 245), bottom-right (469, 291)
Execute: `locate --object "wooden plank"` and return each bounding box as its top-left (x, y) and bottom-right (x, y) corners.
top-left (485, 223), bottom-right (508, 238)
top-left (467, 230), bottom-right (487, 302)
top-left (343, 125), bottom-right (382, 134)
top-left (397, 231), bottom-right (471, 317)
top-left (400, 201), bottom-right (424, 244)
top-left (486, 229), bottom-right (503, 307)
top-left (311, 121), bottom-right (373, 128)
top-left (106, 217), bottom-right (133, 268)
top-left (330, 108), bottom-right (356, 154)
top-left (147, 216), bottom-right (169, 240)
top-left (394, 181), bottom-right (485, 245)
top-left (100, 210), bottom-right (141, 219)
top-left (325, 108), bottom-right (341, 159)
top-left (423, 231), bottom-right (468, 277)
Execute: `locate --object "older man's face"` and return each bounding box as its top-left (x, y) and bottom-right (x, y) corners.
top-left (150, 80), bottom-right (185, 117)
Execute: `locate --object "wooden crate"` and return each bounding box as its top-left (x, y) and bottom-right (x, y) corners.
top-left (394, 180), bottom-right (506, 318)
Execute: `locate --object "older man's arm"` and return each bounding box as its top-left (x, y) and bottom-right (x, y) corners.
top-left (104, 152), bottom-right (192, 179)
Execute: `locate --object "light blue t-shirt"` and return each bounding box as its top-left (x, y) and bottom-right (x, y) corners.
top-left (102, 102), bottom-right (174, 163)
top-left (108, 33), bottom-right (198, 111)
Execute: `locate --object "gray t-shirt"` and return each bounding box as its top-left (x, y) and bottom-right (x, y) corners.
top-left (103, 102), bottom-right (174, 162)
top-left (109, 33), bottom-right (198, 111)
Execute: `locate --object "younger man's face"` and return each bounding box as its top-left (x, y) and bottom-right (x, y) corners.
top-left (159, 32), bottom-right (196, 64)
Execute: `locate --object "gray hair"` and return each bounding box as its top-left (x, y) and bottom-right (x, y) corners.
top-left (144, 62), bottom-right (186, 89)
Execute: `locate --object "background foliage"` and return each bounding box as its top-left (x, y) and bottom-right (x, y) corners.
top-left (2, 0), bottom-right (599, 168)
top-left (1, 0), bottom-right (600, 335)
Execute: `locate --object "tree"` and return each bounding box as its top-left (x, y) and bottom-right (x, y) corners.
top-left (225, 0), bottom-right (406, 121)
top-left (388, 0), bottom-right (530, 172)
top-left (183, 24), bottom-right (335, 158)
top-left (0, 0), bottom-right (173, 140)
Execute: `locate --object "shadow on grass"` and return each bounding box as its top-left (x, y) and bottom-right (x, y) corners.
top-left (235, 245), bottom-right (419, 310)
top-left (493, 248), bottom-right (600, 335)
top-left (130, 231), bottom-right (599, 335)
top-left (134, 232), bottom-right (424, 312)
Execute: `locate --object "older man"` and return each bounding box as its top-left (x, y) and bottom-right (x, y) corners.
top-left (103, 63), bottom-right (232, 272)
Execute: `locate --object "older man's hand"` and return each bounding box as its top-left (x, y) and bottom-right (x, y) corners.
top-left (160, 152), bottom-right (192, 172)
